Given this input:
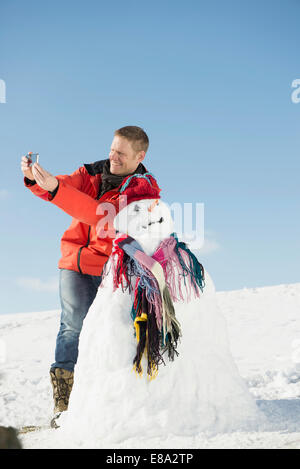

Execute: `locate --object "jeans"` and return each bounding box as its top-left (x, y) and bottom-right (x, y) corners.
top-left (51, 268), bottom-right (102, 372)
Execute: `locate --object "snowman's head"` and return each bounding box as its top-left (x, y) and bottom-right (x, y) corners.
top-left (114, 199), bottom-right (174, 255)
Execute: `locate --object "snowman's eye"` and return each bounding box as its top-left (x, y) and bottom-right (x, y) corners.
top-left (134, 204), bottom-right (140, 212)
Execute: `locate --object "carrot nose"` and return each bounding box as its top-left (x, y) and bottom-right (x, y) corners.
top-left (148, 199), bottom-right (159, 212)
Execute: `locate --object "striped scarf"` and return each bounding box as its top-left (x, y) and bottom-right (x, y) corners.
top-left (105, 232), bottom-right (205, 379)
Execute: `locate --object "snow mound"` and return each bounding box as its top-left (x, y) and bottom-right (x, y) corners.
top-left (1, 283), bottom-right (300, 448)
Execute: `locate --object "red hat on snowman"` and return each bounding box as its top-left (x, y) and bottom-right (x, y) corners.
top-left (96, 172), bottom-right (161, 239)
top-left (118, 172), bottom-right (161, 206)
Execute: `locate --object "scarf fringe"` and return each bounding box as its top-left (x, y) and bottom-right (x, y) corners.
top-left (106, 232), bottom-right (205, 379)
top-left (155, 233), bottom-right (205, 303)
top-left (171, 232), bottom-right (205, 294)
top-left (132, 292), bottom-right (165, 381)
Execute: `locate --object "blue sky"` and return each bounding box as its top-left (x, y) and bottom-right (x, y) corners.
top-left (0, 0), bottom-right (299, 314)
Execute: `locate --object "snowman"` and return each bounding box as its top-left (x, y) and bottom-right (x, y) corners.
top-left (58, 185), bottom-right (263, 445)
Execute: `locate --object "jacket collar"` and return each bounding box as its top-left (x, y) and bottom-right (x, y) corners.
top-left (84, 159), bottom-right (106, 176)
top-left (84, 158), bottom-right (148, 176)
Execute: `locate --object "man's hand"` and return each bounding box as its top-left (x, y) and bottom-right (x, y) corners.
top-left (31, 163), bottom-right (59, 192)
top-left (21, 155), bottom-right (35, 181)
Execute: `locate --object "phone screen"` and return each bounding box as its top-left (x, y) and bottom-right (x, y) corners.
top-left (28, 153), bottom-right (39, 164)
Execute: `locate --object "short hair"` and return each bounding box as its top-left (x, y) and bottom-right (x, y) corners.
top-left (114, 126), bottom-right (149, 153)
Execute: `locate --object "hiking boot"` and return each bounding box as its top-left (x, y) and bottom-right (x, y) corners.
top-left (50, 367), bottom-right (74, 415)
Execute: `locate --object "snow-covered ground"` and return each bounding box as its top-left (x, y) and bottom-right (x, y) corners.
top-left (1, 282), bottom-right (300, 449)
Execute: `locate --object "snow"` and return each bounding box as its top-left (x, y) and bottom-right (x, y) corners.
top-left (1, 284), bottom-right (300, 448)
top-left (1, 198), bottom-right (300, 449)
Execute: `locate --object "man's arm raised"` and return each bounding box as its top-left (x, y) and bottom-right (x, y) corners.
top-left (22, 155), bottom-right (84, 202)
top-left (22, 159), bottom-right (118, 236)
top-left (48, 178), bottom-right (117, 228)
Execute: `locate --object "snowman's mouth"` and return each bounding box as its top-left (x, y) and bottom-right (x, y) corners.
top-left (141, 217), bottom-right (164, 229)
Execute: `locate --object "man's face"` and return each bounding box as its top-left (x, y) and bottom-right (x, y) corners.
top-left (109, 135), bottom-right (145, 176)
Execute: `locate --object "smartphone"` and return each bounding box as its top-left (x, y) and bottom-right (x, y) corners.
top-left (27, 152), bottom-right (39, 164)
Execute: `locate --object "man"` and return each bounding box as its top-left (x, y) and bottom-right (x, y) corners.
top-left (21, 126), bottom-right (160, 424)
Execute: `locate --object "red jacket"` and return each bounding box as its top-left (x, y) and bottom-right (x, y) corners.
top-left (24, 159), bottom-right (148, 276)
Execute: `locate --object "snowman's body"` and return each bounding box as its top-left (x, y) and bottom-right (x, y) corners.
top-left (60, 200), bottom-right (262, 444)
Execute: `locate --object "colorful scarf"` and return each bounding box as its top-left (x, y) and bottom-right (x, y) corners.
top-left (103, 232), bottom-right (205, 380)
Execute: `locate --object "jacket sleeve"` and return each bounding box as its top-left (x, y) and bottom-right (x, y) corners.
top-left (48, 179), bottom-right (117, 227)
top-left (23, 166), bottom-right (85, 202)
top-left (23, 165), bottom-right (115, 229)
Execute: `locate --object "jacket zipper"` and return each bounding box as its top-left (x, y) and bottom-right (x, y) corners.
top-left (77, 226), bottom-right (91, 274)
